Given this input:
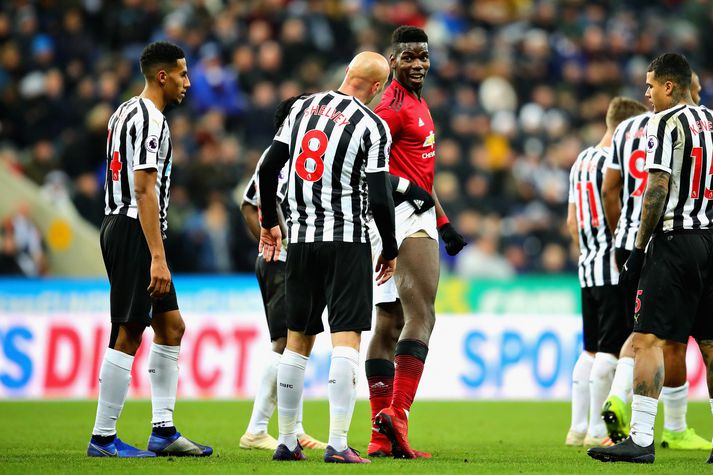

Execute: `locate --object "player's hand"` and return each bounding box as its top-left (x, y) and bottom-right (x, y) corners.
top-left (374, 254), bottom-right (397, 286)
top-left (148, 257), bottom-right (172, 299)
top-left (620, 247), bottom-right (645, 289)
top-left (259, 225), bottom-right (282, 262)
top-left (403, 182), bottom-right (435, 214)
top-left (438, 222), bottom-right (467, 256)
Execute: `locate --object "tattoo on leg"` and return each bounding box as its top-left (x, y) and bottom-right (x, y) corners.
top-left (635, 364), bottom-right (664, 398)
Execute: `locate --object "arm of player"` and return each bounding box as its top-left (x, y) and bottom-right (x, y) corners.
top-left (620, 170), bottom-right (669, 286)
top-left (389, 174), bottom-right (434, 214)
top-left (257, 141), bottom-right (290, 261)
top-left (635, 170), bottom-right (669, 250)
top-left (135, 169), bottom-right (171, 298)
top-left (432, 187), bottom-right (466, 255)
top-left (367, 171), bottom-right (398, 284)
top-left (601, 168), bottom-right (623, 236)
top-left (566, 202), bottom-right (579, 252)
top-left (239, 201), bottom-right (261, 241)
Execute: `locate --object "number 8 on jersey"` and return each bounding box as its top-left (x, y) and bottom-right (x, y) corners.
top-left (296, 129), bottom-right (327, 182)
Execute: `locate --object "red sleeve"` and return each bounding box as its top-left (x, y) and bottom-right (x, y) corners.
top-left (375, 104), bottom-right (403, 138)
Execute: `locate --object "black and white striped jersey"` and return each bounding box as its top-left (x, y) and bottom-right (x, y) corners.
top-left (273, 91), bottom-right (391, 244)
top-left (646, 104), bottom-right (713, 232)
top-left (242, 146), bottom-right (290, 262)
top-left (608, 112), bottom-right (653, 250)
top-left (569, 146), bottom-right (618, 287)
top-left (242, 146), bottom-right (290, 208)
top-left (104, 96), bottom-right (172, 235)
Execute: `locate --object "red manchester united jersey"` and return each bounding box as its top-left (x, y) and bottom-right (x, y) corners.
top-left (375, 80), bottom-right (436, 191)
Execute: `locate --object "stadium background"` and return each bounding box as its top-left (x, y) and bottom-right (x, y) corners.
top-left (1, 0), bottom-right (712, 401)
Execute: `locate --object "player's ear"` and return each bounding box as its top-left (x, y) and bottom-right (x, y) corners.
top-left (389, 55), bottom-right (396, 69)
top-left (665, 80), bottom-right (674, 96)
top-left (157, 69), bottom-right (167, 87)
top-left (372, 81), bottom-right (381, 95)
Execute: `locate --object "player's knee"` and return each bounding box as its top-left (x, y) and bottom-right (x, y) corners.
top-left (110, 330), bottom-right (142, 355)
top-left (272, 337), bottom-right (287, 354)
top-left (632, 332), bottom-right (662, 354)
top-left (170, 319), bottom-right (186, 342)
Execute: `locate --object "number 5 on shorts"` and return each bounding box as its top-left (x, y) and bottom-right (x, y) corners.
top-left (295, 129), bottom-right (327, 182)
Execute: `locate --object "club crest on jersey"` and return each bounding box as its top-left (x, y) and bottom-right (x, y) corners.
top-left (145, 135), bottom-right (159, 153)
top-left (646, 135), bottom-right (658, 153)
top-left (421, 130), bottom-right (436, 159)
top-left (423, 130), bottom-right (435, 148)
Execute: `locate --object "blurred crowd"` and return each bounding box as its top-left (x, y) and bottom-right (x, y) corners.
top-left (1, 0), bottom-right (713, 276)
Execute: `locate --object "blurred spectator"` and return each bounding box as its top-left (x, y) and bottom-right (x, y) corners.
top-left (0, 1), bottom-right (711, 274)
top-left (0, 203), bottom-right (47, 276)
top-left (189, 42), bottom-right (244, 118)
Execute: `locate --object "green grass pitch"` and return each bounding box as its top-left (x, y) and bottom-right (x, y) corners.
top-left (0, 400), bottom-right (711, 473)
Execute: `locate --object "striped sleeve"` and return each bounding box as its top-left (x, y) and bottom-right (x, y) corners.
top-left (276, 161), bottom-right (289, 202)
top-left (242, 173), bottom-right (258, 207)
top-left (364, 117), bottom-right (392, 173)
top-left (568, 157), bottom-right (579, 204)
top-left (133, 100), bottom-right (164, 171)
top-left (274, 98), bottom-right (304, 146)
top-left (608, 122), bottom-right (625, 170)
top-left (245, 147), bottom-right (289, 207)
top-left (646, 107), bottom-right (683, 174)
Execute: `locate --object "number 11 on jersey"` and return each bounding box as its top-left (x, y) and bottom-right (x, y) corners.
top-left (576, 180), bottom-right (600, 228)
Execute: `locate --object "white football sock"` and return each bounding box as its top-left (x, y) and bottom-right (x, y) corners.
top-left (327, 346), bottom-right (360, 452)
top-left (277, 349), bottom-right (308, 451)
top-left (148, 343), bottom-right (180, 428)
top-left (631, 394), bottom-right (658, 447)
top-left (247, 351), bottom-right (280, 435)
top-left (295, 394), bottom-right (306, 436)
top-left (662, 383), bottom-right (688, 432)
top-left (570, 352), bottom-right (594, 433)
top-left (588, 352), bottom-right (617, 437)
top-left (608, 356), bottom-right (634, 403)
top-left (92, 348), bottom-right (134, 436)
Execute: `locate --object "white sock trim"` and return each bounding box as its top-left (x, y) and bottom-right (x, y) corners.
top-left (281, 349), bottom-right (309, 369)
top-left (332, 346), bottom-right (359, 363)
top-left (105, 348), bottom-right (134, 371)
top-left (151, 343), bottom-right (179, 361)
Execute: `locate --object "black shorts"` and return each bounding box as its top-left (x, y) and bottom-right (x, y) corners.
top-left (581, 285), bottom-right (628, 353)
top-left (615, 247), bottom-right (636, 330)
top-left (100, 215), bottom-right (178, 326)
top-left (634, 231), bottom-right (713, 343)
top-left (255, 257), bottom-right (287, 341)
top-left (285, 241), bottom-right (372, 336)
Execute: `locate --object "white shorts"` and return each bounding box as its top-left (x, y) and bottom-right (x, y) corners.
top-left (368, 202), bottom-right (438, 305)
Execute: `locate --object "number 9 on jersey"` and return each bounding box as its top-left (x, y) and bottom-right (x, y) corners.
top-left (295, 129), bottom-right (327, 182)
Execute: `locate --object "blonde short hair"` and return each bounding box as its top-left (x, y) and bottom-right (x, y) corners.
top-left (606, 97), bottom-right (649, 130)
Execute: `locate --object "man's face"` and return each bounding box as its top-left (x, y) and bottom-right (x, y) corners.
top-left (391, 42), bottom-right (429, 92)
top-left (645, 71), bottom-right (671, 113)
top-left (163, 58), bottom-right (190, 105)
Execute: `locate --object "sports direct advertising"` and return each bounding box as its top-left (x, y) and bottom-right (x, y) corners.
top-left (0, 277), bottom-right (708, 400)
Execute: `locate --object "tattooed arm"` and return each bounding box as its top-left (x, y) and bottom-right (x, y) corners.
top-left (634, 170), bottom-right (670, 250)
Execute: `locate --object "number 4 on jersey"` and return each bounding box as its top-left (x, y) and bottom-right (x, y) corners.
top-left (110, 151), bottom-right (122, 181)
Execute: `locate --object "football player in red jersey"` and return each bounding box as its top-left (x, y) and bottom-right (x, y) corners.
top-left (366, 25), bottom-right (466, 459)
